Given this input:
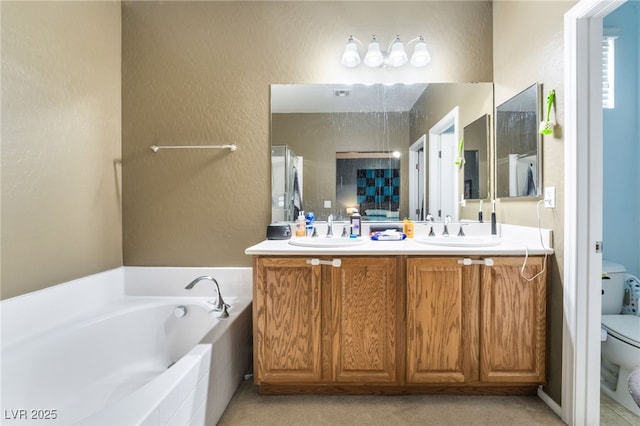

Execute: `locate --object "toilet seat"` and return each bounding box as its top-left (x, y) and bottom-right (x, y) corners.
top-left (602, 315), bottom-right (640, 349)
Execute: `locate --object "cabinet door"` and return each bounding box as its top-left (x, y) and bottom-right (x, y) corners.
top-left (480, 257), bottom-right (546, 383)
top-left (331, 257), bottom-right (398, 383)
top-left (254, 257), bottom-right (323, 384)
top-left (406, 258), bottom-right (480, 383)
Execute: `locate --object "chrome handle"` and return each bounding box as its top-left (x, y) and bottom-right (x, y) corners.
top-left (174, 305), bottom-right (187, 318)
top-left (457, 223), bottom-right (470, 237)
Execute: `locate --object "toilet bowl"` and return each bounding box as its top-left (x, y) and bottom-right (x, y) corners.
top-left (601, 260), bottom-right (640, 416)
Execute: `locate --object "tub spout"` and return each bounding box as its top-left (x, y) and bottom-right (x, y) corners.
top-left (185, 276), bottom-right (230, 316)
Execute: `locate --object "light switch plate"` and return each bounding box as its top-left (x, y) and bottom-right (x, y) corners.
top-left (544, 187), bottom-right (555, 208)
top-left (324, 200), bottom-right (332, 208)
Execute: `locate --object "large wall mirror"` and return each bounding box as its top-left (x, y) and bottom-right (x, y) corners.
top-left (271, 83), bottom-right (493, 222)
top-left (495, 83), bottom-right (541, 198)
top-left (463, 114), bottom-right (490, 200)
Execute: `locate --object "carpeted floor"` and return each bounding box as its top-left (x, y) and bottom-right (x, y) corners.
top-left (217, 381), bottom-right (565, 425)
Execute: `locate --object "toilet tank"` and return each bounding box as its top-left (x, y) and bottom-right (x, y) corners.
top-left (602, 260), bottom-right (626, 314)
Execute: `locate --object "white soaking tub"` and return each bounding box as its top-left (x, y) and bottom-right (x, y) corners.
top-left (0, 267), bottom-right (253, 426)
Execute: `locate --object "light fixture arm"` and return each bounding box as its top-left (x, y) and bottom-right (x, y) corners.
top-left (404, 36), bottom-right (423, 48)
top-left (385, 35), bottom-right (402, 53)
top-left (348, 35), bottom-right (365, 48)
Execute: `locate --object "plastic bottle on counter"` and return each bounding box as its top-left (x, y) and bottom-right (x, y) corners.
top-left (350, 211), bottom-right (361, 236)
top-left (305, 211), bottom-right (315, 236)
top-left (295, 212), bottom-right (306, 237)
top-left (403, 218), bottom-right (414, 238)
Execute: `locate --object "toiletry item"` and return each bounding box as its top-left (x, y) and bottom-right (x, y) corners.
top-left (491, 200), bottom-right (497, 235)
top-left (295, 212), bottom-right (306, 237)
top-left (370, 230), bottom-right (406, 241)
top-left (403, 218), bottom-right (415, 238)
top-left (350, 211), bottom-right (361, 236)
top-left (478, 200), bottom-right (483, 223)
top-left (305, 211), bottom-right (315, 236)
top-left (267, 224), bottom-right (292, 240)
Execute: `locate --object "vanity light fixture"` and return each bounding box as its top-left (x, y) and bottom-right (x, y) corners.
top-left (341, 36), bottom-right (361, 67)
top-left (341, 35), bottom-right (431, 68)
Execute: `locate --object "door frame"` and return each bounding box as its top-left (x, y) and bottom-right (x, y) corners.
top-left (428, 107), bottom-right (460, 221)
top-left (409, 135), bottom-right (426, 221)
top-left (562, 1), bottom-right (625, 425)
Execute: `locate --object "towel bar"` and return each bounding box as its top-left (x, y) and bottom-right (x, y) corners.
top-left (150, 144), bottom-right (237, 152)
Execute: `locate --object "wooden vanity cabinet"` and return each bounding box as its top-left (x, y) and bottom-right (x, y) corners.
top-left (253, 256), bottom-right (400, 386)
top-left (480, 257), bottom-right (547, 384)
top-left (330, 257), bottom-right (399, 383)
top-left (254, 254), bottom-right (547, 392)
top-left (253, 257), bottom-right (323, 384)
top-left (406, 256), bottom-right (547, 386)
top-left (406, 257), bottom-right (480, 384)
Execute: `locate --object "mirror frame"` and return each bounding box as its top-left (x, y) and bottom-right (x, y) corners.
top-left (494, 83), bottom-right (542, 199)
top-left (462, 113), bottom-right (491, 200)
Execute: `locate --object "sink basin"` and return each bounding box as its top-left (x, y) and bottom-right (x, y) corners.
top-left (414, 236), bottom-right (501, 247)
top-left (288, 237), bottom-right (367, 248)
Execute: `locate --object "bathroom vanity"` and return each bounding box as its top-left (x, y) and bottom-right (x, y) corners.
top-left (245, 224), bottom-right (550, 395)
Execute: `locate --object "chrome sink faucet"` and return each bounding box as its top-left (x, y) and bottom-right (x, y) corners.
top-left (457, 223), bottom-right (470, 237)
top-left (326, 215), bottom-right (333, 237)
top-left (185, 276), bottom-right (230, 318)
top-left (426, 214), bottom-right (436, 237)
top-left (442, 215), bottom-right (452, 236)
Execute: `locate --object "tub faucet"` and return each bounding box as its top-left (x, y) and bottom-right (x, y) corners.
top-left (185, 276), bottom-right (230, 318)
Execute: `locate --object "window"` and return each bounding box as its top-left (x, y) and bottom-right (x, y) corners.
top-left (602, 35), bottom-right (617, 109)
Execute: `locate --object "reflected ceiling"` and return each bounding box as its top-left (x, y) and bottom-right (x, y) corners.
top-left (271, 84), bottom-right (429, 113)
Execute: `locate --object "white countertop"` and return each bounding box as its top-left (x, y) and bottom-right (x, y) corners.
top-left (245, 223), bottom-right (553, 256)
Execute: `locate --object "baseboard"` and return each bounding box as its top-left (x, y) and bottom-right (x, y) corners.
top-left (538, 386), bottom-right (562, 418)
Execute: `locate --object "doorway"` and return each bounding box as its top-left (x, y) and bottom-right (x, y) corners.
top-left (428, 107), bottom-right (460, 221)
top-left (563, 1), bottom-right (631, 425)
top-left (409, 135), bottom-right (426, 221)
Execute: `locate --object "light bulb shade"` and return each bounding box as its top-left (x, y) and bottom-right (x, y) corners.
top-left (364, 41), bottom-right (384, 67)
top-left (410, 41), bottom-right (431, 67)
top-left (341, 41), bottom-right (361, 67)
top-left (387, 39), bottom-right (408, 67)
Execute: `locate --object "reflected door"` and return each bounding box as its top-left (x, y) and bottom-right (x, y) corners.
top-left (409, 135), bottom-right (426, 221)
top-left (428, 107), bottom-right (459, 221)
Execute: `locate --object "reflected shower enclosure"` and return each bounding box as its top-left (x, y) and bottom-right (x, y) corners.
top-left (271, 145), bottom-right (302, 222)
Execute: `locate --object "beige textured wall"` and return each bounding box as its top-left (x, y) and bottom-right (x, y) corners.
top-left (1, 1), bottom-right (122, 299)
top-left (493, 0), bottom-right (577, 404)
top-left (122, 1), bottom-right (493, 266)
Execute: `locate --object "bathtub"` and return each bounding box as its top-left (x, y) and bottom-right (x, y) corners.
top-left (0, 266), bottom-right (253, 425)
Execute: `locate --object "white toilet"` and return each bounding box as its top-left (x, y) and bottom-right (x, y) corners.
top-left (601, 260), bottom-right (640, 416)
